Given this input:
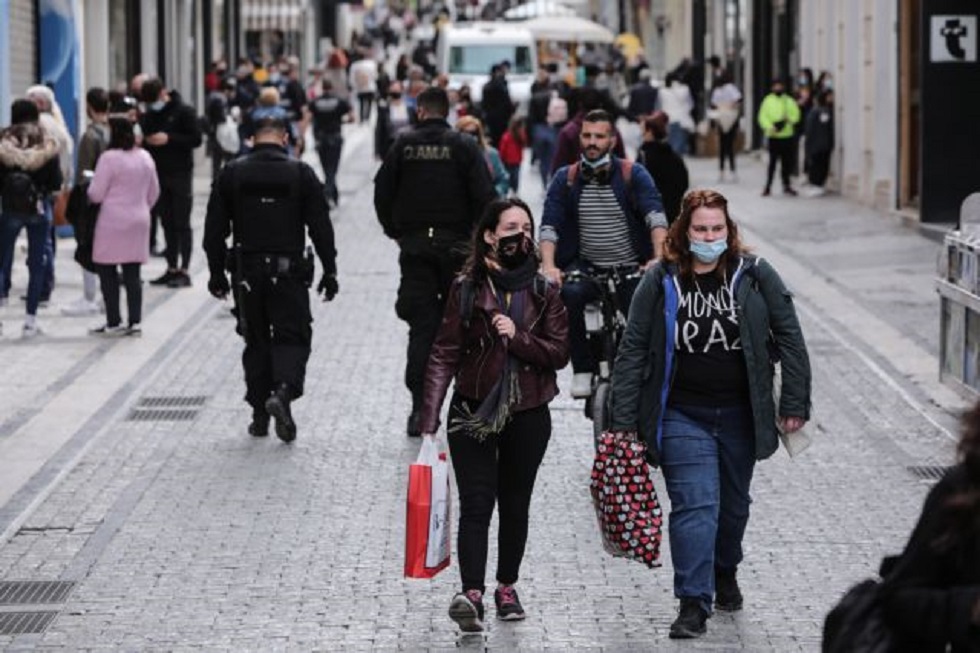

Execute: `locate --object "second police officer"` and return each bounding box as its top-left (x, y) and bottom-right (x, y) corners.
top-left (203, 116), bottom-right (339, 442)
top-left (374, 86), bottom-right (496, 437)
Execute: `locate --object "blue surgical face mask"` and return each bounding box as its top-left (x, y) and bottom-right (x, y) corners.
top-left (582, 152), bottom-right (610, 169)
top-left (690, 239), bottom-right (727, 263)
top-left (149, 100), bottom-right (165, 111)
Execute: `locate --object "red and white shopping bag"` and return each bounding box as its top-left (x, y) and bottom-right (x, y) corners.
top-left (404, 437), bottom-right (452, 578)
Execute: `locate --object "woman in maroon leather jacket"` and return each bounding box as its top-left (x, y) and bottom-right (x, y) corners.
top-left (420, 197), bottom-right (569, 633)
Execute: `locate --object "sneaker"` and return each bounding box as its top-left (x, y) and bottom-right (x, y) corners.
top-left (494, 585), bottom-right (526, 621)
top-left (167, 271), bottom-right (192, 288)
top-left (126, 323), bottom-right (142, 337)
top-left (265, 386), bottom-right (297, 443)
top-left (89, 324), bottom-right (128, 337)
top-left (22, 322), bottom-right (44, 338)
top-left (449, 590), bottom-right (485, 632)
top-left (248, 412), bottom-right (270, 437)
top-left (669, 598), bottom-right (708, 639)
top-left (783, 186), bottom-right (798, 196)
top-left (150, 270), bottom-right (176, 286)
top-left (571, 372), bottom-right (592, 399)
top-left (761, 187), bottom-right (771, 197)
top-left (61, 297), bottom-right (102, 316)
top-left (714, 567), bottom-right (743, 611)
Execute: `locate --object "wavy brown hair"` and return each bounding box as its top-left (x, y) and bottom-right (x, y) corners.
top-left (664, 188), bottom-right (749, 282)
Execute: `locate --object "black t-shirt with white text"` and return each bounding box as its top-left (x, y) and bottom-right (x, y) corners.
top-left (668, 272), bottom-right (750, 407)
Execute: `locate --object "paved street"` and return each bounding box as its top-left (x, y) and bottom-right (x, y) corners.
top-left (0, 123), bottom-right (969, 651)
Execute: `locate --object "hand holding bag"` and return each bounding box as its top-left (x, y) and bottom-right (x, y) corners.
top-left (404, 436), bottom-right (452, 579)
top-left (590, 431), bottom-right (663, 568)
top-left (773, 362), bottom-right (813, 457)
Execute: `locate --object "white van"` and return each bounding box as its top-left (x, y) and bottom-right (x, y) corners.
top-left (436, 22), bottom-right (538, 110)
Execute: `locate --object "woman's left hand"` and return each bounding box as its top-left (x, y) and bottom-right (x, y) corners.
top-left (492, 314), bottom-right (516, 339)
top-left (779, 416), bottom-right (805, 433)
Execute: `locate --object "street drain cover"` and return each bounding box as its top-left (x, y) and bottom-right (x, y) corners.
top-left (907, 465), bottom-right (951, 480)
top-left (0, 581), bottom-right (75, 605)
top-left (127, 395), bottom-right (208, 421)
top-left (0, 611), bottom-right (58, 635)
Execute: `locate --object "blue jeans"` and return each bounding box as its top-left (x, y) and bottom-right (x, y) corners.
top-left (667, 122), bottom-right (689, 156)
top-left (660, 404), bottom-right (756, 613)
top-left (0, 212), bottom-right (51, 315)
top-left (531, 123), bottom-right (557, 189)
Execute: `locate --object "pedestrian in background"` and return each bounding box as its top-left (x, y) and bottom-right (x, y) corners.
top-left (497, 116), bottom-right (527, 196)
top-left (757, 78), bottom-right (800, 196)
top-left (86, 118), bottom-right (159, 337)
top-left (374, 80), bottom-right (412, 159)
top-left (709, 70), bottom-right (742, 182)
top-left (481, 64), bottom-right (514, 149)
top-left (609, 189), bottom-right (811, 639)
top-left (304, 80), bottom-right (354, 207)
top-left (804, 89), bottom-right (834, 197)
top-left (627, 68), bottom-right (659, 121)
top-left (658, 73), bottom-right (695, 156)
top-left (62, 87), bottom-right (111, 318)
top-left (139, 77), bottom-right (202, 288)
top-left (636, 111), bottom-right (689, 225)
top-left (419, 198), bottom-right (569, 632)
top-left (0, 99), bottom-right (63, 337)
top-left (203, 116), bottom-right (338, 443)
top-left (455, 116), bottom-right (509, 199)
top-left (374, 86), bottom-right (495, 437)
top-left (349, 55), bottom-right (379, 123)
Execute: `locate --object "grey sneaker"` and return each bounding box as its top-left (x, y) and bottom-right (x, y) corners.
top-left (89, 324), bottom-right (128, 337)
top-left (449, 590), bottom-right (485, 632)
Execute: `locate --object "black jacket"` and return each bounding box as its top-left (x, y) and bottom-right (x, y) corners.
top-left (637, 140), bottom-right (689, 223)
top-left (202, 144), bottom-right (337, 278)
top-left (139, 91), bottom-right (203, 175)
top-left (373, 118), bottom-right (495, 241)
top-left (879, 464), bottom-right (980, 652)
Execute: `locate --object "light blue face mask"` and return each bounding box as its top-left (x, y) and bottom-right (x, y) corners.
top-left (581, 152), bottom-right (610, 169)
top-left (149, 100), bottom-right (166, 112)
top-left (690, 239), bottom-right (727, 263)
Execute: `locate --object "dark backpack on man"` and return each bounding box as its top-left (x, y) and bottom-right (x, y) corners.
top-left (1, 169), bottom-right (41, 215)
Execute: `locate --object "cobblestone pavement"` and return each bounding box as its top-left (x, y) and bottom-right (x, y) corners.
top-left (0, 125), bottom-right (967, 651)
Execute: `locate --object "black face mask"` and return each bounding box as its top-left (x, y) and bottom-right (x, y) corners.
top-left (495, 232), bottom-right (533, 269)
top-left (389, 93), bottom-right (402, 100)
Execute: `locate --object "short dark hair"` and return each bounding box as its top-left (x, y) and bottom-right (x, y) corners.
top-left (582, 109), bottom-right (613, 128)
top-left (10, 99), bottom-right (39, 125)
top-left (417, 86), bottom-right (449, 118)
top-left (253, 116), bottom-right (288, 136)
top-left (140, 77), bottom-right (164, 103)
top-left (108, 117), bottom-right (136, 150)
top-left (86, 87), bottom-right (109, 113)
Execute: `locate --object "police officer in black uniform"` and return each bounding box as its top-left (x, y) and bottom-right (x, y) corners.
top-left (303, 79), bottom-right (353, 207)
top-left (203, 116), bottom-right (338, 442)
top-left (374, 86), bottom-right (496, 436)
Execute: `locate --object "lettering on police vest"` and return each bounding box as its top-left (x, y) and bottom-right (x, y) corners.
top-left (403, 144), bottom-right (452, 161)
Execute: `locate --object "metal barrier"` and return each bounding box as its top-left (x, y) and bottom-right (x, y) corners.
top-left (937, 193), bottom-right (980, 395)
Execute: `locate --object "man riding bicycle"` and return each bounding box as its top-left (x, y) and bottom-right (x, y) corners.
top-left (540, 109), bottom-right (668, 398)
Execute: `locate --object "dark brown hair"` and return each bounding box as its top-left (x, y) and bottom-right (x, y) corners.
top-left (664, 189), bottom-right (749, 281)
top-left (108, 117), bottom-right (136, 150)
top-left (934, 401), bottom-right (980, 551)
top-left (461, 198), bottom-right (536, 280)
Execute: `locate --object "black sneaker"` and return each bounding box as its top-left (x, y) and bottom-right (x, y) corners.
top-left (248, 412), bottom-right (270, 437)
top-left (669, 598), bottom-right (707, 639)
top-left (449, 590), bottom-right (485, 632)
top-left (494, 585), bottom-right (526, 621)
top-left (265, 386), bottom-right (297, 443)
top-left (167, 271), bottom-right (191, 288)
top-left (715, 567), bottom-right (743, 611)
top-left (150, 271), bottom-right (176, 286)
top-left (406, 411), bottom-right (421, 437)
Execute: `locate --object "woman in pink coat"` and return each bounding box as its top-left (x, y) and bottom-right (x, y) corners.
top-left (87, 118), bottom-right (160, 336)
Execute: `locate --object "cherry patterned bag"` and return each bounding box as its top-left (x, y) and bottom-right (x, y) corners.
top-left (590, 431), bottom-right (664, 568)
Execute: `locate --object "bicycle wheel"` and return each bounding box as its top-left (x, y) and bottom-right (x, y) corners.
top-left (591, 380), bottom-right (612, 447)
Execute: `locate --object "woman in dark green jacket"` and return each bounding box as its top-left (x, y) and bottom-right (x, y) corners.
top-left (609, 189), bottom-right (811, 639)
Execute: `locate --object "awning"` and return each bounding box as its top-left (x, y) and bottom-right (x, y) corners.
top-left (242, 0), bottom-right (307, 32)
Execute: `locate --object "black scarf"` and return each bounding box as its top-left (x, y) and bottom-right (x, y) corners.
top-left (449, 257), bottom-right (538, 440)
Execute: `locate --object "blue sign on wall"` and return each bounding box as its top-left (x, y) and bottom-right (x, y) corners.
top-left (38, 0), bottom-right (81, 140)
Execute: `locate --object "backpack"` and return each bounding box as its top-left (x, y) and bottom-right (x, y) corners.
top-left (1, 169), bottom-right (41, 215)
top-left (216, 115), bottom-right (241, 154)
top-left (458, 275), bottom-right (549, 329)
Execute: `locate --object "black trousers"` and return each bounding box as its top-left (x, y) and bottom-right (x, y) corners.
top-left (154, 173), bottom-right (194, 270)
top-left (395, 232), bottom-right (466, 412)
top-left (97, 263), bottom-right (142, 327)
top-left (240, 275), bottom-right (312, 412)
top-left (315, 133), bottom-right (344, 205)
top-left (765, 138), bottom-right (795, 191)
top-left (357, 92), bottom-right (375, 123)
top-left (808, 150), bottom-right (831, 187)
top-left (447, 395), bottom-right (551, 593)
top-left (718, 125), bottom-right (738, 172)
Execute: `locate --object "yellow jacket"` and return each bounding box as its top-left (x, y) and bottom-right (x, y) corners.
top-left (757, 93), bottom-right (800, 139)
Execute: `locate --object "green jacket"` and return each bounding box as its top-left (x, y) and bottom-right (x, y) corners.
top-left (610, 255), bottom-right (811, 462)
top-left (757, 93), bottom-right (800, 140)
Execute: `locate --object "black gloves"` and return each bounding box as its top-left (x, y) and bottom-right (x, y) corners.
top-left (208, 274), bottom-right (231, 299)
top-left (317, 273), bottom-right (338, 301)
